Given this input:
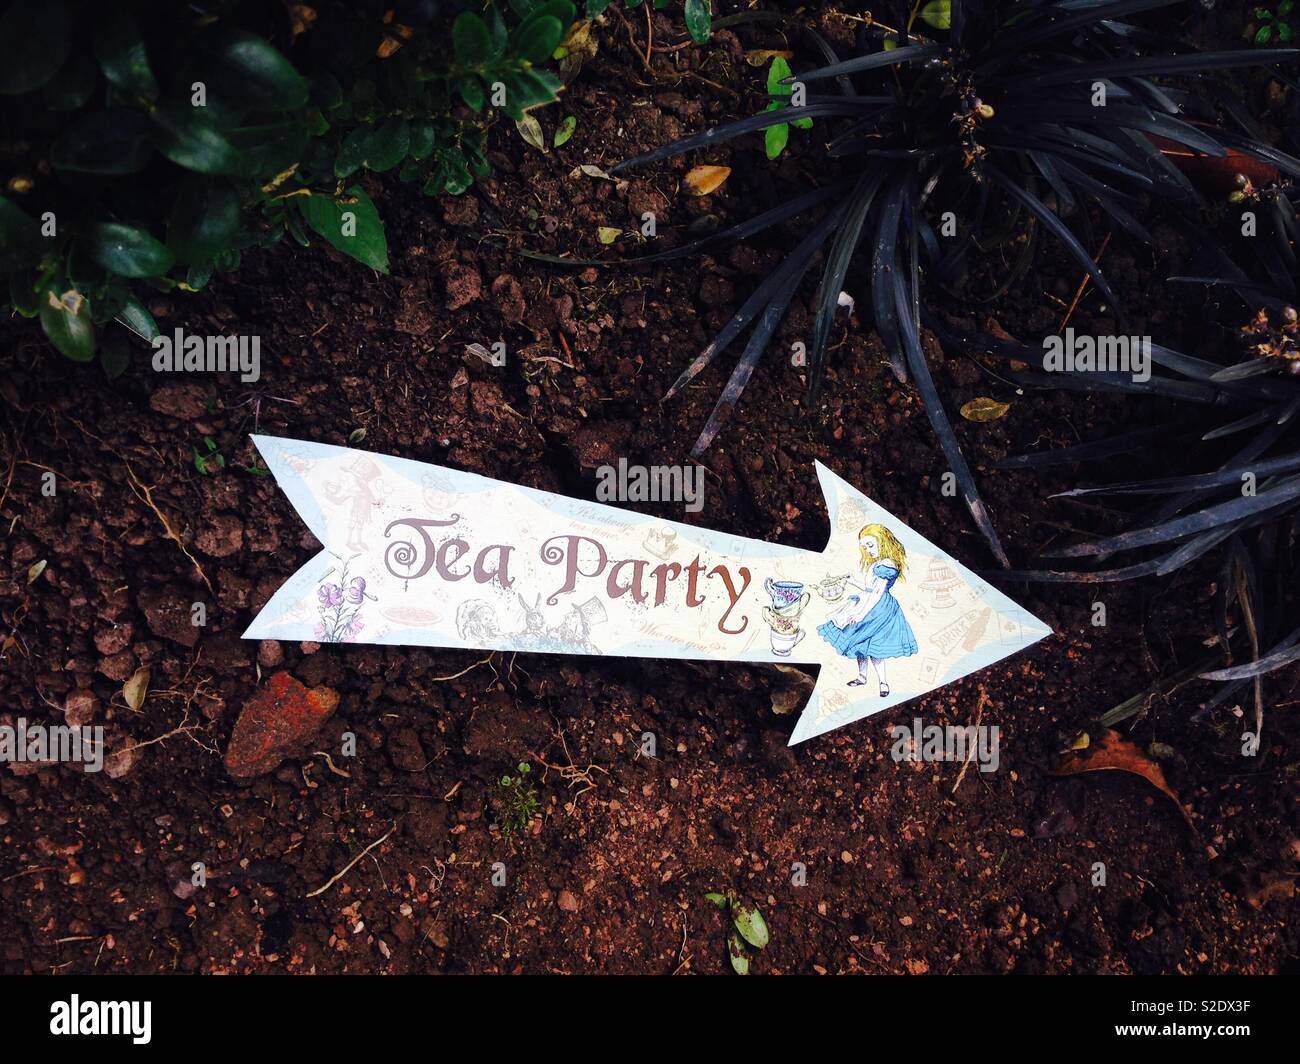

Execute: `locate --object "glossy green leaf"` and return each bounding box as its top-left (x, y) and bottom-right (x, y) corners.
top-left (453, 12), bottom-right (491, 65)
top-left (727, 930), bottom-right (749, 975)
top-left (408, 121), bottom-right (436, 161)
top-left (228, 120), bottom-right (310, 177)
top-left (84, 222), bottom-right (175, 278)
top-left (362, 118), bottom-right (410, 172)
top-left (186, 262), bottom-right (212, 290)
top-left (512, 15), bottom-right (563, 64)
top-left (731, 900), bottom-right (769, 948)
top-left (115, 295), bottom-right (159, 342)
top-left (496, 67), bottom-right (562, 119)
top-left (458, 76), bottom-right (485, 112)
top-left (919, 1), bottom-right (952, 31)
top-left (768, 55), bottom-right (794, 98)
top-left (201, 29), bottom-right (308, 111)
top-left (168, 179), bottom-right (241, 265)
top-left (150, 105), bottom-right (245, 175)
top-left (94, 10), bottom-right (158, 98)
top-left (298, 186), bottom-right (389, 273)
top-left (334, 128), bottom-right (369, 179)
top-left (554, 114), bottom-right (577, 147)
top-left (765, 122), bottom-right (789, 160)
top-left (684, 0), bottom-right (712, 45)
top-left (40, 288), bottom-right (96, 362)
top-left (335, 119), bottom-right (409, 176)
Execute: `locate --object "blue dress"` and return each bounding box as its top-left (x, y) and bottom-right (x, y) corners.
top-left (817, 562), bottom-right (918, 659)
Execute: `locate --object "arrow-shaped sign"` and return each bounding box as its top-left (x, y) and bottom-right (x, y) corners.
top-left (243, 436), bottom-right (1050, 744)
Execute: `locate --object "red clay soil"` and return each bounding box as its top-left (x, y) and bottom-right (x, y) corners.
top-left (0, 7), bottom-right (1296, 974)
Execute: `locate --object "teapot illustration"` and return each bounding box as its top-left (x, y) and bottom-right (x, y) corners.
top-left (814, 573), bottom-right (851, 603)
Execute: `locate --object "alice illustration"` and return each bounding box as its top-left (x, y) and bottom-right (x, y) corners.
top-left (817, 523), bottom-right (918, 695)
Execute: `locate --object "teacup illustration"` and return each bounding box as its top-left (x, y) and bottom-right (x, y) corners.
top-left (814, 574), bottom-right (851, 603)
top-left (764, 578), bottom-right (806, 609)
top-left (763, 606), bottom-right (800, 634)
top-left (770, 591), bottom-right (810, 618)
top-left (769, 628), bottom-right (805, 656)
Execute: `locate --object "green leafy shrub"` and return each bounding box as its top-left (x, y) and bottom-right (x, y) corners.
top-left (0, 0), bottom-right (571, 369)
top-left (611, 0), bottom-right (1297, 564)
top-left (584, 0), bottom-right (712, 44)
top-left (491, 761), bottom-right (540, 841)
top-left (1249, 1), bottom-right (1294, 45)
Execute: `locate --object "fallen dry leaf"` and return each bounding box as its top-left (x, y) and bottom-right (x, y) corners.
top-left (1052, 728), bottom-right (1194, 829)
top-left (123, 667), bottom-right (150, 712)
top-left (959, 396), bottom-right (1011, 423)
top-left (516, 114), bottom-right (547, 154)
top-left (744, 49), bottom-right (794, 66)
top-left (377, 20), bottom-right (413, 58)
top-left (684, 165), bottom-right (732, 196)
top-left (288, 4), bottom-right (317, 37)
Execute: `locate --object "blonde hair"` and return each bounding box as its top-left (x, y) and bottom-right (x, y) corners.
top-left (858, 523), bottom-right (907, 580)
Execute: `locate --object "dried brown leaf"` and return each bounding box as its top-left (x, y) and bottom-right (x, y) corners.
top-left (684, 165), bottom-right (732, 196)
top-left (1052, 728), bottom-right (1194, 828)
top-left (959, 397), bottom-right (1011, 423)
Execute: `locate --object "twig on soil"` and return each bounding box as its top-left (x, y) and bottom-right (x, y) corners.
top-left (368, 853), bottom-right (388, 890)
top-left (2, 866), bottom-right (53, 883)
top-left (306, 823), bottom-right (397, 898)
top-left (682, 70), bottom-right (739, 98)
top-left (312, 750), bottom-right (352, 777)
top-left (672, 912), bottom-right (691, 975)
top-left (124, 463), bottom-right (214, 595)
top-left (952, 687), bottom-right (989, 794)
top-left (1232, 560), bottom-right (1266, 750)
top-left (19, 461), bottom-right (89, 491)
top-left (612, 5), bottom-right (656, 77)
top-left (429, 655), bottom-right (493, 683)
top-left (114, 703), bottom-right (207, 758)
top-left (532, 727), bottom-right (608, 809)
top-left (421, 858), bottom-right (446, 895)
top-left (1057, 233), bottom-right (1112, 331)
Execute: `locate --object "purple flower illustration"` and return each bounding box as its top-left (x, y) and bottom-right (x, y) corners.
top-left (316, 561), bottom-right (375, 643)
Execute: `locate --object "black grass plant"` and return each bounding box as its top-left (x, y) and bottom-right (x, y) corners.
top-left (609, 0), bottom-right (1298, 568)
top-left (973, 313), bottom-right (1300, 725)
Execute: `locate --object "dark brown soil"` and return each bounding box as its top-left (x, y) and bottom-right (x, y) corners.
top-left (1, 7), bottom-right (1296, 975)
